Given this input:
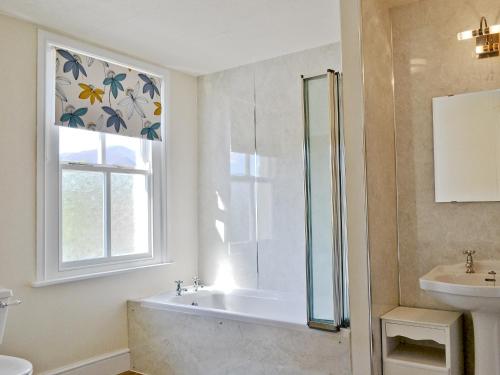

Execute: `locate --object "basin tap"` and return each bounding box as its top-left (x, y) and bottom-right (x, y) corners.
top-left (174, 280), bottom-right (188, 296)
top-left (463, 250), bottom-right (476, 273)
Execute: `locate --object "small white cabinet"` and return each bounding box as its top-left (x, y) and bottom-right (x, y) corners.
top-left (381, 307), bottom-right (463, 375)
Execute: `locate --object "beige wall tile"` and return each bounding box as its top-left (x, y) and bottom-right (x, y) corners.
top-left (392, 1), bottom-right (500, 373)
top-left (361, 0), bottom-right (400, 373)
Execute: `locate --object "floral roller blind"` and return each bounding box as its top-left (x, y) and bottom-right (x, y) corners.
top-left (54, 47), bottom-right (163, 141)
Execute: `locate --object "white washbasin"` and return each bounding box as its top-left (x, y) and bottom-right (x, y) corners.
top-left (420, 260), bottom-right (500, 375)
top-left (420, 260), bottom-right (500, 308)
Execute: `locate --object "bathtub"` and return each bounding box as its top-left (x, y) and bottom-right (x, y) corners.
top-left (138, 287), bottom-right (307, 330)
top-left (128, 287), bottom-right (351, 375)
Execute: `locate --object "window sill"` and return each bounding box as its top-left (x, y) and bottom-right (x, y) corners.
top-left (32, 261), bottom-right (173, 287)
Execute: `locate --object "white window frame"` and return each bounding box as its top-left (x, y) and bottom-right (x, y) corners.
top-left (35, 30), bottom-right (171, 287)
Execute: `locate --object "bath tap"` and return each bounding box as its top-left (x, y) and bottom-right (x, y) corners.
top-left (193, 276), bottom-right (204, 292)
top-left (175, 280), bottom-right (188, 296)
top-left (463, 250), bottom-right (476, 273)
top-left (485, 270), bottom-right (497, 283)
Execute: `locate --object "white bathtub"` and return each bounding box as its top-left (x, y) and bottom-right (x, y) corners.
top-left (138, 287), bottom-right (308, 330)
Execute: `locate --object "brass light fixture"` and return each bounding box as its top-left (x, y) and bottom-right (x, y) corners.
top-left (457, 16), bottom-right (500, 58)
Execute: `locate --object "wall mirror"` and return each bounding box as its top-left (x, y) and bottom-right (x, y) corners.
top-left (433, 89), bottom-right (500, 202)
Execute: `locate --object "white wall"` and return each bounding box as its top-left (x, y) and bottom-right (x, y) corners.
top-left (197, 44), bottom-right (341, 296)
top-left (0, 13), bottom-right (198, 373)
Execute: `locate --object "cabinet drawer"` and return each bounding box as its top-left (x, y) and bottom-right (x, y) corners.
top-left (385, 322), bottom-right (446, 345)
top-left (384, 361), bottom-right (449, 375)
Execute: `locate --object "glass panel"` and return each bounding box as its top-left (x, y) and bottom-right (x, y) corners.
top-left (110, 173), bottom-right (149, 256)
top-left (59, 127), bottom-right (101, 164)
top-left (105, 132), bottom-right (149, 169)
top-left (62, 169), bottom-right (105, 262)
top-left (305, 76), bottom-right (335, 323)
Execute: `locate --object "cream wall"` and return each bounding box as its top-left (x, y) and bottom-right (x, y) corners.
top-left (391, 1), bottom-right (500, 373)
top-left (0, 13), bottom-right (198, 373)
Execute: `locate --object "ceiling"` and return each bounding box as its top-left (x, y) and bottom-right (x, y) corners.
top-left (0, 0), bottom-right (340, 76)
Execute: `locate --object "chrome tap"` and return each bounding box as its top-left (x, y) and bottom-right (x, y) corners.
top-left (463, 250), bottom-right (476, 273)
top-left (485, 270), bottom-right (497, 283)
top-left (193, 276), bottom-right (204, 292)
top-left (0, 298), bottom-right (22, 309)
top-left (174, 280), bottom-right (188, 296)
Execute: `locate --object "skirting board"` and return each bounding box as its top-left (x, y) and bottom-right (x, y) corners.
top-left (38, 349), bottom-right (130, 375)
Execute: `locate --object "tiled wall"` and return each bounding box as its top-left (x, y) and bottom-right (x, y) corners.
top-left (361, 0), bottom-right (400, 373)
top-left (197, 44), bottom-right (341, 295)
top-left (392, 1), bottom-right (500, 373)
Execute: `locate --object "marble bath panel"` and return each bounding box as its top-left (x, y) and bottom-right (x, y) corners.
top-left (128, 301), bottom-right (351, 375)
top-left (392, 0), bottom-right (500, 373)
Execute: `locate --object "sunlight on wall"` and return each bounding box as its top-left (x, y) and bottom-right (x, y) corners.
top-left (216, 191), bottom-right (226, 211)
top-left (215, 219), bottom-right (225, 243)
top-left (213, 260), bottom-right (237, 292)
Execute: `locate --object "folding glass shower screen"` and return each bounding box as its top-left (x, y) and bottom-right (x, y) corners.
top-left (303, 71), bottom-right (349, 331)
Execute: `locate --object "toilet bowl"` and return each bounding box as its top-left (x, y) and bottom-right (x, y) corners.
top-left (0, 289), bottom-right (33, 375)
top-left (0, 355), bottom-right (33, 375)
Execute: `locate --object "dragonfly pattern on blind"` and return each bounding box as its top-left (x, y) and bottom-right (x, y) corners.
top-left (55, 48), bottom-right (163, 141)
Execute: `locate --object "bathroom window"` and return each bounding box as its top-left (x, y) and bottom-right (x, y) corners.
top-left (59, 129), bottom-right (153, 263)
top-left (35, 31), bottom-right (169, 286)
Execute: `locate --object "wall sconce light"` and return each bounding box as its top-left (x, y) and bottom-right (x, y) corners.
top-left (457, 16), bottom-right (500, 58)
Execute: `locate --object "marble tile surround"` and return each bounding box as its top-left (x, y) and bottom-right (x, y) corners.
top-left (197, 44), bottom-right (341, 295)
top-left (128, 301), bottom-right (351, 375)
top-left (361, 0), bottom-right (400, 374)
top-left (392, 1), bottom-right (500, 373)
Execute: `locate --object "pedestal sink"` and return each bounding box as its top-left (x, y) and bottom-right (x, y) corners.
top-left (420, 260), bottom-right (500, 375)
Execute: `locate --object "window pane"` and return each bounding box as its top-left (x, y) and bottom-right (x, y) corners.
top-left (62, 170), bottom-right (105, 262)
top-left (230, 152), bottom-right (247, 176)
top-left (105, 133), bottom-right (149, 169)
top-left (59, 127), bottom-right (101, 164)
top-left (111, 173), bottom-right (149, 256)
